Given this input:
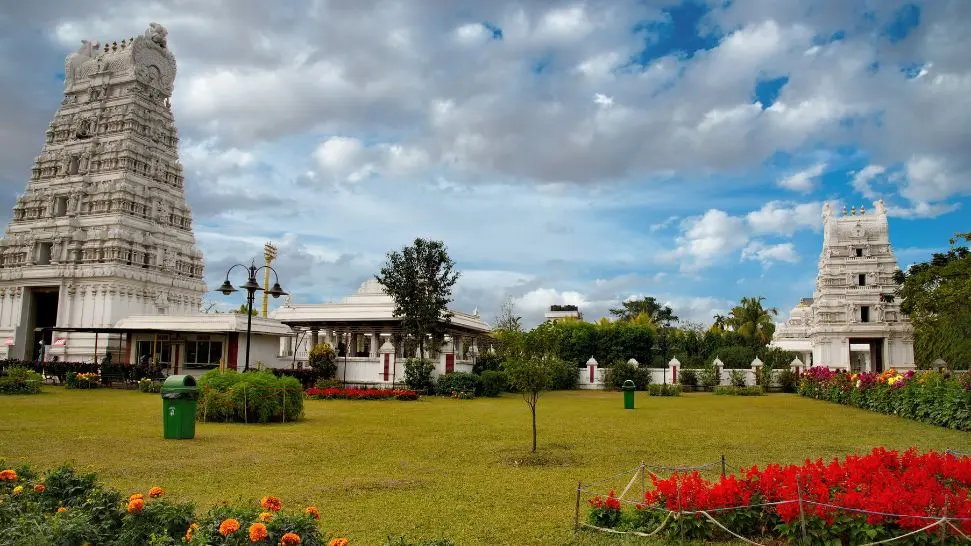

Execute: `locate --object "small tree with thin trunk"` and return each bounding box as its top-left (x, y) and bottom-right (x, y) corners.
top-left (505, 354), bottom-right (557, 453)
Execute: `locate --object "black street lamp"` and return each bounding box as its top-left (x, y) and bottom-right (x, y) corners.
top-left (218, 261), bottom-right (288, 372)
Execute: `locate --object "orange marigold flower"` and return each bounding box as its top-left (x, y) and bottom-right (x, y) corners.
top-left (0, 469), bottom-right (17, 481)
top-left (127, 498), bottom-right (145, 514)
top-left (280, 532), bottom-right (301, 545)
top-left (258, 511), bottom-right (274, 522)
top-left (149, 486), bottom-right (164, 498)
top-left (248, 522), bottom-right (269, 542)
top-left (185, 522), bottom-right (200, 541)
top-left (219, 518), bottom-right (241, 536)
top-left (259, 495), bottom-right (283, 512)
top-left (33, 484), bottom-right (45, 493)
top-left (328, 538), bottom-right (349, 546)
top-left (305, 506), bottom-right (320, 520)
top-left (129, 492), bottom-right (144, 502)
top-left (57, 507), bottom-right (68, 513)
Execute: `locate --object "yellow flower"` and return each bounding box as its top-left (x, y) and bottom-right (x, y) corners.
top-left (12, 485), bottom-right (23, 496)
top-left (258, 511), bottom-right (274, 522)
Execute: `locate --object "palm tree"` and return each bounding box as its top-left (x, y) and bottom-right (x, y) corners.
top-left (727, 296), bottom-right (778, 346)
top-left (710, 314), bottom-right (728, 332)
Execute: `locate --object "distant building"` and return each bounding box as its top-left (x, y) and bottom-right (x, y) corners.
top-left (772, 201), bottom-right (914, 371)
top-left (544, 304), bottom-right (582, 322)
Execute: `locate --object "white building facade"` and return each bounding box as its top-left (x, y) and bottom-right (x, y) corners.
top-left (772, 201), bottom-right (915, 372)
top-left (0, 24), bottom-right (206, 361)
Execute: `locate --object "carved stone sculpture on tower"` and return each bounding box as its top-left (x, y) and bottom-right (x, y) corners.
top-left (0, 23), bottom-right (206, 361)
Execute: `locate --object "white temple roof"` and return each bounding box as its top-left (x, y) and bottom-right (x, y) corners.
top-left (114, 314), bottom-right (292, 336)
top-left (270, 279), bottom-right (490, 333)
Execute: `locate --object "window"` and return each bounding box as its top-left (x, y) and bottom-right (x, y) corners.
top-left (54, 196), bottom-right (68, 217)
top-left (136, 340), bottom-right (171, 365)
top-left (36, 242), bottom-right (53, 265)
top-left (861, 306), bottom-right (870, 323)
top-left (858, 274), bottom-right (866, 286)
top-left (855, 248), bottom-right (863, 257)
top-left (184, 340), bottom-right (223, 368)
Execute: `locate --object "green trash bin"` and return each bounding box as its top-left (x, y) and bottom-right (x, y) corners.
top-left (622, 379), bottom-right (636, 410)
top-left (161, 375), bottom-right (199, 439)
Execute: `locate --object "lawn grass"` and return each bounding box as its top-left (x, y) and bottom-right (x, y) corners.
top-left (1, 388), bottom-right (969, 544)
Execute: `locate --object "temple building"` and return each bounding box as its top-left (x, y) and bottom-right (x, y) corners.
top-left (272, 279), bottom-right (491, 385)
top-left (0, 24), bottom-right (207, 361)
top-left (772, 200), bottom-right (915, 372)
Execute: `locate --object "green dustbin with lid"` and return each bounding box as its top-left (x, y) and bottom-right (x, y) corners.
top-left (622, 379), bottom-right (636, 409)
top-left (161, 375), bottom-right (198, 439)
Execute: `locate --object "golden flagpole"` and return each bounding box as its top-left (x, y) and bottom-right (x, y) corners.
top-left (261, 242), bottom-right (278, 317)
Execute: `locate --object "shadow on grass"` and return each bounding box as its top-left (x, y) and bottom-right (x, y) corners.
top-left (498, 443), bottom-right (581, 467)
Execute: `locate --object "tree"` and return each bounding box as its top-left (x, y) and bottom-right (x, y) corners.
top-left (609, 297), bottom-right (679, 326)
top-left (710, 314), bottom-right (728, 332)
top-left (505, 354), bottom-right (558, 452)
top-left (727, 296), bottom-right (778, 347)
top-left (200, 299), bottom-right (218, 313)
top-left (375, 238), bottom-right (460, 357)
top-left (234, 303), bottom-right (257, 316)
top-left (894, 233), bottom-right (971, 368)
top-left (494, 296), bottom-right (522, 331)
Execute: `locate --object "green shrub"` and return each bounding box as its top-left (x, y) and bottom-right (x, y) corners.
top-left (678, 368), bottom-right (698, 387)
top-left (647, 383), bottom-right (682, 396)
top-left (777, 369), bottom-right (798, 393)
top-left (0, 366), bottom-right (42, 394)
top-left (549, 358), bottom-right (579, 390)
top-left (756, 363), bottom-right (775, 388)
top-left (196, 370), bottom-right (303, 423)
top-left (603, 360), bottom-right (651, 390)
top-left (472, 352), bottom-right (502, 375)
top-left (436, 372), bottom-right (481, 396)
top-left (699, 364), bottom-right (720, 390)
top-left (714, 385), bottom-right (765, 396)
top-left (308, 342), bottom-right (338, 379)
top-left (137, 378), bottom-right (162, 393)
top-left (729, 369), bottom-right (747, 387)
top-left (480, 370), bottom-right (505, 397)
top-left (313, 378), bottom-right (344, 389)
top-left (717, 346), bottom-right (755, 369)
top-left (404, 358), bottom-right (436, 394)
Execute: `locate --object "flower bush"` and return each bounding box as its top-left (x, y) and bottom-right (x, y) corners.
top-left (138, 377), bottom-right (163, 393)
top-left (586, 489), bottom-right (622, 528)
top-left (65, 371), bottom-right (100, 389)
top-left (0, 462), bottom-right (332, 545)
top-left (0, 366), bottom-right (43, 395)
top-left (197, 370), bottom-right (304, 423)
top-left (798, 367), bottom-right (971, 430)
top-left (587, 448), bottom-right (971, 544)
top-left (305, 387), bottom-right (419, 401)
top-left (713, 385), bottom-right (764, 396)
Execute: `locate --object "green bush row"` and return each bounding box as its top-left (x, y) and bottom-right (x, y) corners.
top-left (0, 366), bottom-right (42, 395)
top-left (197, 370), bottom-right (304, 423)
top-left (714, 385), bottom-right (765, 396)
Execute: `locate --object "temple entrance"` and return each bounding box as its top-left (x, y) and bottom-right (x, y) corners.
top-left (849, 337), bottom-right (884, 373)
top-left (26, 287), bottom-right (59, 361)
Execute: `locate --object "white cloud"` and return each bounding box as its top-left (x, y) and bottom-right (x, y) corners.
top-left (777, 163), bottom-right (827, 192)
top-left (901, 155), bottom-right (971, 203)
top-left (746, 201), bottom-right (822, 235)
top-left (887, 201), bottom-right (961, 219)
top-left (664, 210), bottom-right (749, 271)
top-left (741, 241), bottom-right (801, 266)
top-left (850, 164), bottom-right (886, 199)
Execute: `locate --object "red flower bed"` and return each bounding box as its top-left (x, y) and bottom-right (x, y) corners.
top-left (305, 387), bottom-right (419, 401)
top-left (590, 449), bottom-right (971, 543)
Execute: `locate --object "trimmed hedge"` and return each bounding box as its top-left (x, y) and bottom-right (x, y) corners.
top-left (436, 371), bottom-right (481, 396)
top-left (197, 370), bottom-right (304, 423)
top-left (714, 385), bottom-right (765, 396)
top-left (647, 383), bottom-right (681, 396)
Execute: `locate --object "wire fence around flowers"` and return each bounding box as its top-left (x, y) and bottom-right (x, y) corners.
top-left (574, 450), bottom-right (971, 546)
top-left (198, 385), bottom-right (306, 424)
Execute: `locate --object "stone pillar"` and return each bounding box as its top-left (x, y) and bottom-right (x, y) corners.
top-left (380, 339), bottom-right (395, 383)
top-left (370, 330), bottom-right (379, 358)
top-left (310, 328), bottom-right (319, 348)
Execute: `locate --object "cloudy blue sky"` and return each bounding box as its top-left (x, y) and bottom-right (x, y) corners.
top-left (0, 0), bottom-right (969, 327)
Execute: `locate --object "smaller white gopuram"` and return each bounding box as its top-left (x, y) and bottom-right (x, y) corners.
top-left (772, 200), bottom-right (915, 372)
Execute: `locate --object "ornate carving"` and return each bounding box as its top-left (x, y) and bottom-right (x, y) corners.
top-left (145, 23), bottom-right (168, 48)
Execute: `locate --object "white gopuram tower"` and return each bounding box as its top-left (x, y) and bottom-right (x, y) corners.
top-left (773, 200), bottom-right (915, 371)
top-left (0, 23), bottom-right (206, 361)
